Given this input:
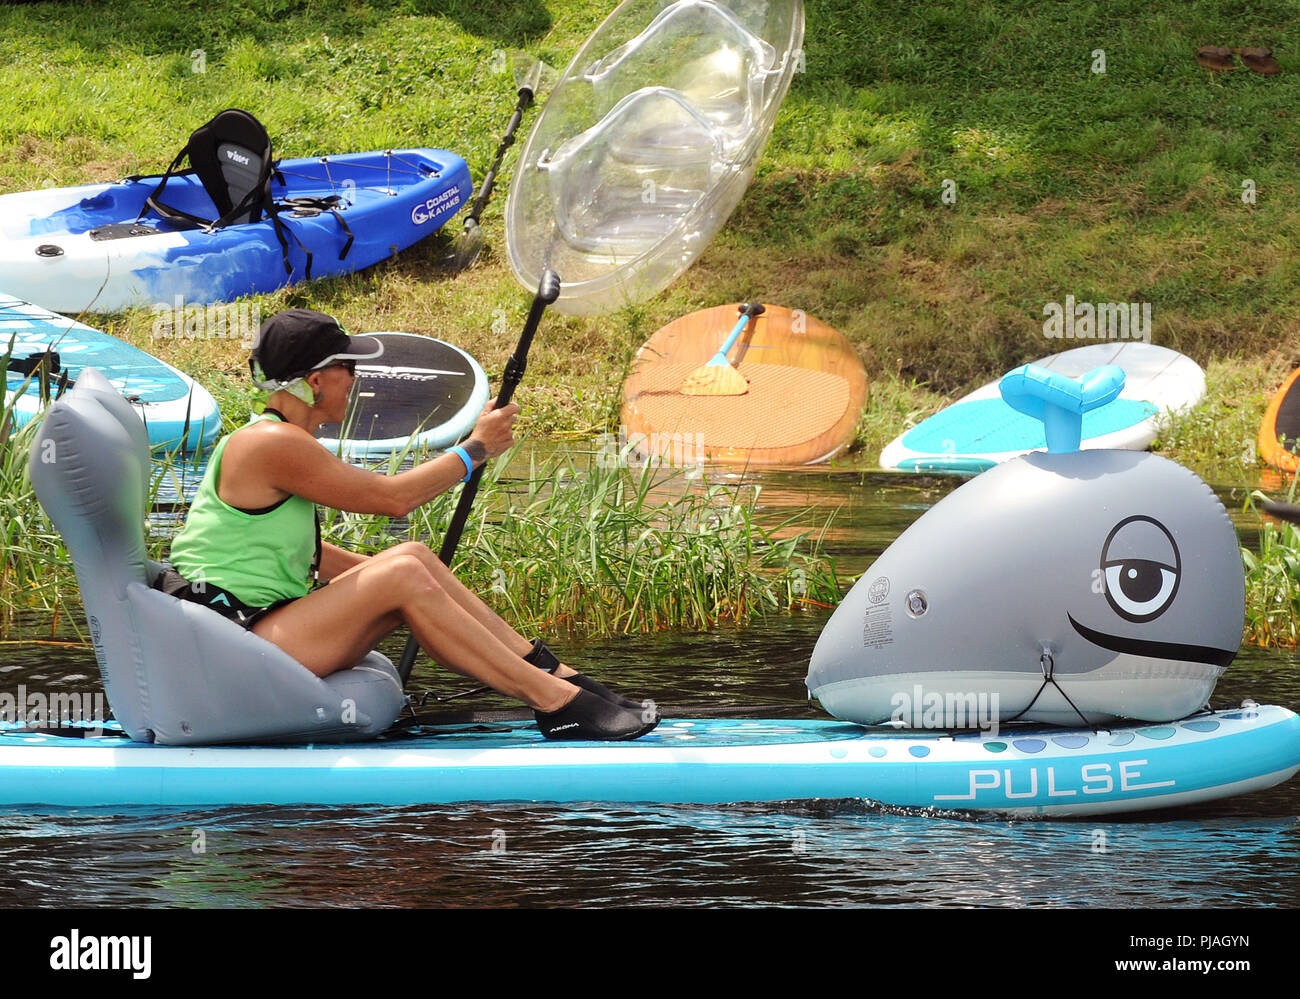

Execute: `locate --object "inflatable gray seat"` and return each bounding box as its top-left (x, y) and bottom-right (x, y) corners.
top-left (29, 368), bottom-right (405, 745)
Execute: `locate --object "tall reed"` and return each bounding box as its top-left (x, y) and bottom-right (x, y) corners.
top-left (2, 399), bottom-right (842, 638)
top-left (1243, 483), bottom-right (1300, 648)
top-left (323, 445), bottom-right (842, 636)
top-left (0, 353), bottom-right (78, 633)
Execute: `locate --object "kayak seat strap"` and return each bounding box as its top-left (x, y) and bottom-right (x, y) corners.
top-left (278, 195), bottom-right (355, 262)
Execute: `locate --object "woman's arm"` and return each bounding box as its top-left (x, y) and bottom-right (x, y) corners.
top-left (220, 402), bottom-right (519, 517)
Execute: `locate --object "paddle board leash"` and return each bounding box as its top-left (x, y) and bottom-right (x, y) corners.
top-left (396, 267), bottom-right (562, 686)
top-left (448, 57), bottom-right (546, 273)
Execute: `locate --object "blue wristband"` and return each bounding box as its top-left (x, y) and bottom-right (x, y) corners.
top-left (448, 445), bottom-right (474, 482)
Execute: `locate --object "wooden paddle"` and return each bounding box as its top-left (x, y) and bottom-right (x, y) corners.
top-left (679, 302), bottom-right (765, 396)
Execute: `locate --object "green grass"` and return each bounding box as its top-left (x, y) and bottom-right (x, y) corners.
top-left (1149, 354), bottom-right (1295, 481)
top-left (0, 367), bottom-right (75, 634)
top-left (2, 0), bottom-right (1297, 443)
top-left (0, 386), bottom-right (841, 639)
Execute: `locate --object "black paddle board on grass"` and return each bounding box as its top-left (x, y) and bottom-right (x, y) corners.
top-left (315, 332), bottom-right (489, 458)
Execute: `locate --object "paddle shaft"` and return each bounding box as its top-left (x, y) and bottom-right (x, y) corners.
top-left (464, 84), bottom-right (535, 227)
top-left (1260, 497), bottom-right (1300, 526)
top-left (712, 302), bottom-right (766, 363)
top-left (396, 269), bottom-right (562, 685)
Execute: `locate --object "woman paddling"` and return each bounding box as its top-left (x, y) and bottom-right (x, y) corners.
top-left (157, 308), bottom-right (659, 741)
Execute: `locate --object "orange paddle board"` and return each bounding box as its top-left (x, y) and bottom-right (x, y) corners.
top-left (1259, 365), bottom-right (1300, 473)
top-left (621, 303), bottom-right (867, 465)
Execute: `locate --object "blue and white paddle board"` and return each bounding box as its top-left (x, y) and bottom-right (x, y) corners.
top-left (0, 148), bottom-right (470, 313)
top-left (2, 293), bottom-right (221, 451)
top-left (1, 703), bottom-right (1296, 816)
top-left (880, 343), bottom-right (1205, 473)
top-left (507, 0), bottom-right (805, 314)
top-left (314, 332), bottom-right (489, 458)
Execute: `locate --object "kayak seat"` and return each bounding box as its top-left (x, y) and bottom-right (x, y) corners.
top-left (29, 368), bottom-right (405, 746)
top-left (140, 108), bottom-right (277, 231)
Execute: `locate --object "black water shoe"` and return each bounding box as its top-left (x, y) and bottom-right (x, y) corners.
top-left (535, 688), bottom-right (660, 741)
top-left (524, 638), bottom-right (562, 672)
top-left (566, 673), bottom-right (651, 712)
top-left (526, 639), bottom-right (647, 710)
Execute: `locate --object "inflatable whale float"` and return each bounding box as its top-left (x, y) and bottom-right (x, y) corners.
top-left (809, 363), bottom-right (1244, 727)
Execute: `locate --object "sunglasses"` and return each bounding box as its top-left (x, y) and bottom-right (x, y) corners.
top-left (323, 359), bottom-right (357, 376)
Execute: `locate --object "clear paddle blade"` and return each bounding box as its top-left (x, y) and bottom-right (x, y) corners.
top-left (449, 218), bottom-right (486, 271)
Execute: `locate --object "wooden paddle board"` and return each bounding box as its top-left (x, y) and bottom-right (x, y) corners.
top-left (621, 303), bottom-right (867, 465)
top-left (879, 343), bottom-right (1205, 473)
top-left (1259, 365), bottom-right (1300, 473)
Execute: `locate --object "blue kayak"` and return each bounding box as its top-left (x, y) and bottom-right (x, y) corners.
top-left (2, 704), bottom-right (1296, 816)
top-left (0, 148), bottom-right (470, 313)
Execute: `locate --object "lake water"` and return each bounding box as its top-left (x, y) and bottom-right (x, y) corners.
top-left (1, 460), bottom-right (1297, 909)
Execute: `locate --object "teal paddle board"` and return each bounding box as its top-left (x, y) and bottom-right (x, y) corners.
top-left (2, 292), bottom-right (221, 451)
top-left (880, 343), bottom-right (1204, 473)
top-left (1, 704), bottom-right (1296, 816)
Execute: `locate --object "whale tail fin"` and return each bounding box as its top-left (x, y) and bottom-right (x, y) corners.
top-left (1000, 363), bottom-right (1125, 453)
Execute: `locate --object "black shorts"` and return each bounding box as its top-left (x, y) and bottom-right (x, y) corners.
top-left (153, 566), bottom-right (300, 630)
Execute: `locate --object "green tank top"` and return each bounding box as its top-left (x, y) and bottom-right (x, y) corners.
top-left (169, 411), bottom-right (318, 607)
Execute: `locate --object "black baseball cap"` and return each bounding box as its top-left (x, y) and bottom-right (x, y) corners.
top-left (249, 309), bottom-right (383, 386)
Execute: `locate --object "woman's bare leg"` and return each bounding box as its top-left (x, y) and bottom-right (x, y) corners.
top-left (252, 553), bottom-right (576, 710)
top-left (363, 542), bottom-right (577, 675)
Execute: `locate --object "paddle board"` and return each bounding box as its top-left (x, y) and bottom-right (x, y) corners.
top-left (1258, 365), bottom-right (1300, 474)
top-left (880, 343), bottom-right (1205, 473)
top-left (1, 292), bottom-right (220, 451)
top-left (1, 704), bottom-right (1296, 816)
top-left (315, 332), bottom-right (489, 458)
top-left (621, 303), bottom-right (866, 465)
top-left (506, 0), bottom-right (805, 314)
top-left (0, 148), bottom-right (470, 313)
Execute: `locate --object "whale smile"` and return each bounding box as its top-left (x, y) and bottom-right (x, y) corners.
top-left (1068, 614), bottom-right (1236, 668)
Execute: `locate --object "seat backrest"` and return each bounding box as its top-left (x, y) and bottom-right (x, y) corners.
top-left (29, 368), bottom-right (404, 745)
top-left (184, 108), bottom-right (275, 224)
top-left (143, 108), bottom-right (276, 229)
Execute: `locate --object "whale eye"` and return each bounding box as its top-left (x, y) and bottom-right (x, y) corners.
top-left (1100, 516), bottom-right (1182, 623)
top-left (1103, 561), bottom-right (1178, 619)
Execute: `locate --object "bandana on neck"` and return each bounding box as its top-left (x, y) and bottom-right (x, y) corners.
top-left (250, 359), bottom-right (316, 406)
